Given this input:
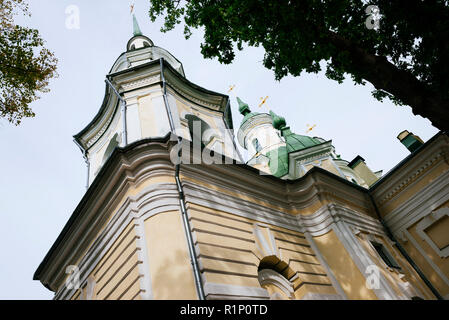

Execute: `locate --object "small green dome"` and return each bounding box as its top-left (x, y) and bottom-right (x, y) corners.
top-left (237, 97), bottom-right (262, 126)
top-left (269, 109), bottom-right (321, 152)
top-left (237, 97), bottom-right (251, 115)
top-left (269, 110), bottom-right (286, 130)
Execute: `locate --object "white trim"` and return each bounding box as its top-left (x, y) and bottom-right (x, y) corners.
top-left (133, 214), bottom-right (153, 299)
top-left (383, 169), bottom-right (449, 234)
top-left (330, 212), bottom-right (399, 300)
top-left (301, 292), bottom-right (343, 300)
top-left (203, 283), bottom-right (269, 300)
top-left (403, 229), bottom-right (449, 287)
top-left (257, 269), bottom-right (295, 299)
top-left (416, 208), bottom-right (449, 258)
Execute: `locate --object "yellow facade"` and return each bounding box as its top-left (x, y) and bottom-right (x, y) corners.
top-left (33, 24), bottom-right (449, 301)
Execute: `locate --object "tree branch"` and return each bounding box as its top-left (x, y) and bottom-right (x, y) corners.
top-left (325, 31), bottom-right (449, 131)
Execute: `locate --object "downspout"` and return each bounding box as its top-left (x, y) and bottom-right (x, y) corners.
top-left (73, 139), bottom-right (90, 190)
top-left (159, 58), bottom-right (206, 300)
top-left (105, 78), bottom-right (128, 146)
top-left (368, 193), bottom-right (443, 300)
top-left (223, 99), bottom-right (244, 163)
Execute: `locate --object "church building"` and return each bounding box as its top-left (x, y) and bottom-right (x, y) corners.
top-left (34, 16), bottom-right (449, 300)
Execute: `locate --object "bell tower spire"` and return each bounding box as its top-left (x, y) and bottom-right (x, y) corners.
top-left (126, 4), bottom-right (154, 51)
top-left (132, 14), bottom-right (143, 36)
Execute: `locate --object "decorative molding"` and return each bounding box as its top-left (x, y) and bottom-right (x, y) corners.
top-left (384, 169), bottom-right (449, 234)
top-left (416, 208), bottom-right (449, 258)
top-left (54, 183), bottom-right (180, 299)
top-left (203, 283), bottom-right (270, 300)
top-left (257, 269), bottom-right (295, 299)
top-left (133, 215), bottom-right (154, 300)
top-left (253, 225), bottom-right (279, 258)
top-left (301, 292), bottom-right (344, 300)
top-left (374, 141), bottom-right (447, 207)
top-left (403, 229), bottom-right (449, 288)
top-left (120, 75), bottom-right (161, 92)
top-left (86, 103), bottom-right (117, 148)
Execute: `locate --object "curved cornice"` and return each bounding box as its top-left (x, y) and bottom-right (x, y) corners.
top-left (370, 132), bottom-right (449, 208)
top-left (35, 136), bottom-right (377, 292)
top-left (73, 84), bottom-right (119, 152)
top-left (34, 135), bottom-right (174, 289)
top-left (73, 57), bottom-right (232, 153)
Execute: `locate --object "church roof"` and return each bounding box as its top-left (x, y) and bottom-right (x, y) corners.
top-left (237, 97), bottom-right (262, 126)
top-left (269, 110), bottom-right (322, 153)
top-left (132, 14), bottom-right (142, 36)
top-left (282, 127), bottom-right (322, 152)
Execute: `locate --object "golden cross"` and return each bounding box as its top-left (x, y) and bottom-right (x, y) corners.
top-left (259, 96), bottom-right (268, 108)
top-left (130, 3), bottom-right (135, 14)
top-left (305, 124), bottom-right (317, 133)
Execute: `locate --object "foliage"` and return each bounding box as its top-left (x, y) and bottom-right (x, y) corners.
top-left (148, 0), bottom-right (449, 130)
top-left (0, 0), bottom-right (58, 125)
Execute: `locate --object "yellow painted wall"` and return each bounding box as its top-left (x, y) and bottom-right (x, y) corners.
top-left (425, 215), bottom-right (449, 249)
top-left (356, 234), bottom-right (434, 299)
top-left (374, 234), bottom-right (436, 299)
top-left (71, 220), bottom-right (143, 300)
top-left (379, 160), bottom-right (449, 216)
top-left (138, 94), bottom-right (160, 138)
top-left (405, 219), bottom-right (449, 296)
top-left (313, 230), bottom-right (378, 300)
top-left (320, 159), bottom-right (342, 177)
top-left (187, 203), bottom-right (336, 298)
top-left (144, 210), bottom-right (198, 299)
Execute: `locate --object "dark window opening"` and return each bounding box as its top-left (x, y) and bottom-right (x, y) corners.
top-left (252, 138), bottom-right (262, 153)
top-left (371, 241), bottom-right (401, 269)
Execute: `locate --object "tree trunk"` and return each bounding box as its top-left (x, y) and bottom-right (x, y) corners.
top-left (326, 31), bottom-right (449, 132)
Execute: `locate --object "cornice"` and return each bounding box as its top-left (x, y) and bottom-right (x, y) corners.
top-left (36, 137), bottom-right (381, 293)
top-left (163, 64), bottom-right (228, 113)
top-left (34, 136), bottom-right (175, 289)
top-left (371, 134), bottom-right (449, 208)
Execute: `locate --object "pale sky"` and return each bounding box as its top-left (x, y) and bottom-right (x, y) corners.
top-left (0, 0), bottom-right (438, 299)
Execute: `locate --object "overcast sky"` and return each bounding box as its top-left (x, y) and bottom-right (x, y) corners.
top-left (0, 0), bottom-right (438, 299)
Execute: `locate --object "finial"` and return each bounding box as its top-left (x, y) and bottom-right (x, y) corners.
top-left (132, 13), bottom-right (142, 36)
top-left (269, 110), bottom-right (286, 130)
top-left (237, 97), bottom-right (251, 116)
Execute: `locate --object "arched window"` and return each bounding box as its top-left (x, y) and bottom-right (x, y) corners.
top-left (257, 255), bottom-right (296, 300)
top-left (252, 138), bottom-right (262, 153)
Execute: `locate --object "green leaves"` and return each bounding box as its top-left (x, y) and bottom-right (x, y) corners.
top-left (0, 0), bottom-right (58, 125)
top-left (147, 0), bottom-right (449, 129)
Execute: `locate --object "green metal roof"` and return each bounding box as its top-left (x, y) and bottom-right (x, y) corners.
top-left (281, 127), bottom-right (322, 152)
top-left (264, 110), bottom-right (323, 178)
top-left (241, 111), bottom-right (262, 125)
top-left (237, 97), bottom-right (261, 126)
top-left (132, 14), bottom-right (142, 36)
top-left (266, 146), bottom-right (289, 178)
